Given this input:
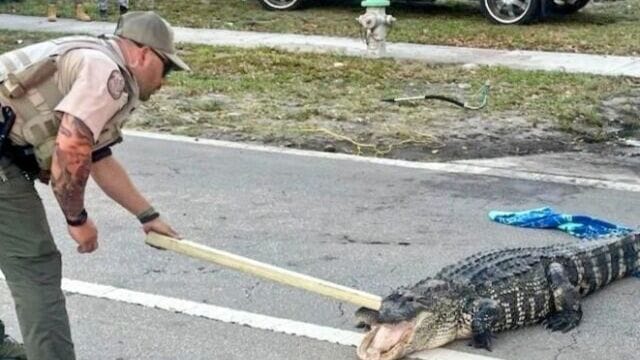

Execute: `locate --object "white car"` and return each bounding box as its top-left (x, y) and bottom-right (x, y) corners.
top-left (257, 0), bottom-right (591, 25)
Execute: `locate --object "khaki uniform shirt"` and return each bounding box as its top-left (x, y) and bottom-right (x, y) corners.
top-left (55, 47), bottom-right (129, 141)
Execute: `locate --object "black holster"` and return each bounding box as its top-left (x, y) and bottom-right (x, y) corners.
top-left (0, 104), bottom-right (42, 181)
top-left (0, 105), bottom-right (16, 157)
top-left (9, 145), bottom-right (41, 180)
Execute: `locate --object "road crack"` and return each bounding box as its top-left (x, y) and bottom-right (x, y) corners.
top-left (243, 281), bottom-right (261, 302)
top-left (553, 331), bottom-right (579, 360)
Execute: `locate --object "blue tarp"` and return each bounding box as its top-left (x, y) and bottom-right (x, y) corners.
top-left (489, 207), bottom-right (637, 277)
top-left (489, 207), bottom-right (633, 240)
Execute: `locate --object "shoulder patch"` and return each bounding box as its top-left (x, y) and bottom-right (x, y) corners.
top-left (107, 70), bottom-right (125, 100)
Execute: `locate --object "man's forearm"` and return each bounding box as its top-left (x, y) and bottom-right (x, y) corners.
top-left (51, 114), bottom-right (93, 222)
top-left (91, 155), bottom-right (152, 216)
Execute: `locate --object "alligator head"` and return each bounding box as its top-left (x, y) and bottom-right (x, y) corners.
top-left (357, 279), bottom-right (463, 360)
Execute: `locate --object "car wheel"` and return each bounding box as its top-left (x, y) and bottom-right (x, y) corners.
top-left (258, 0), bottom-right (306, 10)
top-left (549, 0), bottom-right (590, 14)
top-left (481, 0), bottom-right (540, 24)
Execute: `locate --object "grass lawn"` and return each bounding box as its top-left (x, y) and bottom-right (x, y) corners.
top-left (3, 29), bottom-right (636, 159)
top-left (0, 0), bottom-right (639, 56)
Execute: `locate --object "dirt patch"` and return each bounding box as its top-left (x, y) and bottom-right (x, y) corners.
top-left (385, 113), bottom-right (576, 161)
top-left (597, 88), bottom-right (640, 138)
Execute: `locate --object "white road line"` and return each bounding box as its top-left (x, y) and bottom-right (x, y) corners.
top-left (0, 275), bottom-right (500, 360)
top-left (124, 130), bottom-right (640, 193)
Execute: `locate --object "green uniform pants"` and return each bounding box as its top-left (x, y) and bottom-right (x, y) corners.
top-left (0, 160), bottom-right (75, 360)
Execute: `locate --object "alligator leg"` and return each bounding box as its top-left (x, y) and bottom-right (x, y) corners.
top-left (544, 262), bottom-right (582, 333)
top-left (469, 298), bottom-right (502, 351)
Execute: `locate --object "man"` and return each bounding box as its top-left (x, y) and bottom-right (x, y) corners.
top-left (0, 11), bottom-right (189, 359)
top-left (98, 0), bottom-right (129, 20)
top-left (47, 0), bottom-right (92, 22)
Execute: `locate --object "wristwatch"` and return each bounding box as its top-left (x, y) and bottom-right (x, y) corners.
top-left (66, 209), bottom-right (88, 227)
top-left (137, 206), bottom-right (160, 224)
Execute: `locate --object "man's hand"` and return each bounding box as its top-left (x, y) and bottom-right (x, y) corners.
top-left (68, 218), bottom-right (98, 253)
top-left (142, 218), bottom-right (180, 239)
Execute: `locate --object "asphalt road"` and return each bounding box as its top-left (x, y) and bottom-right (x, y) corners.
top-left (1, 133), bottom-right (639, 360)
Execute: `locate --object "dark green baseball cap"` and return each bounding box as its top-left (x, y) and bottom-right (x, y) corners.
top-left (115, 11), bottom-right (190, 72)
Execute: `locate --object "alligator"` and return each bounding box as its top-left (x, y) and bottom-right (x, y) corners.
top-left (356, 232), bottom-right (640, 360)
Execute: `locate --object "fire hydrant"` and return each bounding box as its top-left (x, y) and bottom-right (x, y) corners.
top-left (357, 0), bottom-right (395, 56)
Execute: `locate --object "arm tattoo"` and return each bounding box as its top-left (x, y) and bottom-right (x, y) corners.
top-left (51, 115), bottom-right (94, 221)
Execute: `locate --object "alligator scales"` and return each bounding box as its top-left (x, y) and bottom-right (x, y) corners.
top-left (356, 232), bottom-right (640, 360)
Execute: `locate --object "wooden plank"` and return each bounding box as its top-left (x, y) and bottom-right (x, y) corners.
top-left (145, 232), bottom-right (383, 310)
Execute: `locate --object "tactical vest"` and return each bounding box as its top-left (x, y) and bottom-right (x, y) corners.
top-left (0, 35), bottom-right (139, 171)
